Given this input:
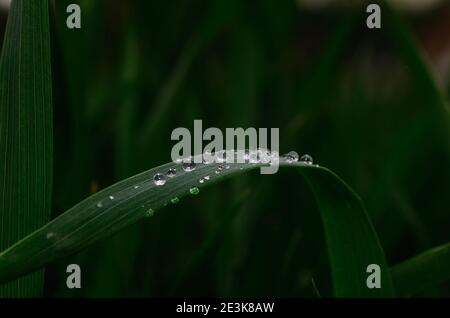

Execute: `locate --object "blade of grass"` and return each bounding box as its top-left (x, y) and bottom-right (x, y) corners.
top-left (391, 242), bottom-right (450, 297)
top-left (0, 157), bottom-right (392, 297)
top-left (0, 0), bottom-right (53, 297)
top-left (300, 167), bottom-right (393, 297)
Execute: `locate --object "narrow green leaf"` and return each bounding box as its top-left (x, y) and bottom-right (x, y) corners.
top-left (0, 0), bottom-right (52, 297)
top-left (391, 242), bottom-right (450, 296)
top-left (0, 158), bottom-right (393, 297)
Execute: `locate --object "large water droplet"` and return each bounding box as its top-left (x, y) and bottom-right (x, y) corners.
top-left (189, 187), bottom-right (200, 195)
top-left (182, 161), bottom-right (196, 172)
top-left (300, 154), bottom-right (313, 165)
top-left (145, 208), bottom-right (155, 218)
top-left (153, 173), bottom-right (167, 186)
top-left (284, 151), bottom-right (299, 163)
top-left (166, 168), bottom-right (177, 178)
top-left (171, 197), bottom-right (179, 204)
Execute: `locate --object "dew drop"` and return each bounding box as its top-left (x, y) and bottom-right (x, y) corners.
top-left (153, 173), bottom-right (167, 186)
top-left (166, 168), bottom-right (177, 178)
top-left (300, 154), bottom-right (313, 165)
top-left (189, 187), bottom-right (200, 195)
top-left (215, 164), bottom-right (225, 174)
top-left (204, 176), bottom-right (210, 181)
top-left (171, 197), bottom-right (179, 204)
top-left (133, 185), bottom-right (139, 189)
top-left (199, 178), bottom-right (205, 184)
top-left (46, 232), bottom-right (55, 239)
top-left (145, 208), bottom-right (155, 218)
top-left (284, 151), bottom-right (299, 163)
top-left (182, 161), bottom-right (196, 172)
top-left (96, 202), bottom-right (103, 208)
top-left (109, 195), bottom-right (115, 200)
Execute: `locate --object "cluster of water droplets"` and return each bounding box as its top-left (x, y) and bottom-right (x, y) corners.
top-left (94, 150), bottom-right (316, 220)
top-left (199, 175), bottom-right (210, 184)
top-left (281, 151), bottom-right (314, 165)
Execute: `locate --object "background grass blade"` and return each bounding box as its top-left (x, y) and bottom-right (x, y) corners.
top-left (391, 242), bottom-right (450, 296)
top-left (0, 0), bottom-right (52, 297)
top-left (0, 158), bottom-right (393, 297)
top-left (299, 168), bottom-right (393, 297)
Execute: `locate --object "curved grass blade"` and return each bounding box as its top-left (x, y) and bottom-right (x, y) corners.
top-left (0, 0), bottom-right (53, 297)
top-left (391, 242), bottom-right (450, 297)
top-left (0, 158), bottom-right (393, 297)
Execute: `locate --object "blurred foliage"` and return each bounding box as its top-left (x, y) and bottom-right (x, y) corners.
top-left (1, 0), bottom-right (449, 297)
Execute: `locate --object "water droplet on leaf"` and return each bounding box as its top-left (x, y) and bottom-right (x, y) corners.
top-left (182, 161), bottom-right (196, 172)
top-left (166, 168), bottom-right (177, 178)
top-left (284, 151), bottom-right (299, 163)
top-left (153, 173), bottom-right (167, 186)
top-left (190, 187), bottom-right (200, 195)
top-left (300, 154), bottom-right (313, 165)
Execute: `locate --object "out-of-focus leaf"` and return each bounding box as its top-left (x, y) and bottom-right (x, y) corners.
top-left (391, 242), bottom-right (450, 296)
top-left (0, 0), bottom-right (53, 297)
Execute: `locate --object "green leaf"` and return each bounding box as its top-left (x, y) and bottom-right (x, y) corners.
top-left (0, 0), bottom-right (53, 297)
top-left (0, 158), bottom-right (393, 297)
top-left (391, 242), bottom-right (450, 296)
